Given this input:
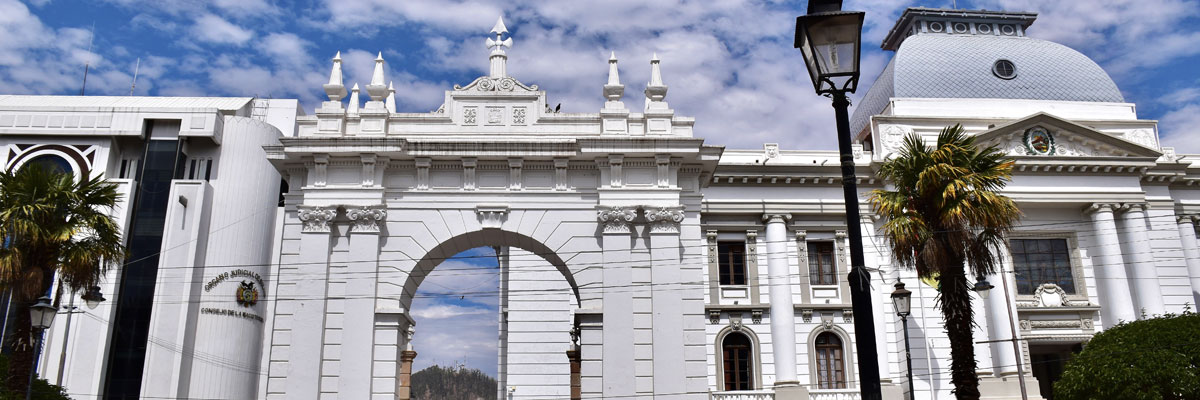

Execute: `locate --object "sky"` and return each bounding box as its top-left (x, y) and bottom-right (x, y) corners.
top-left (1, 0), bottom-right (1198, 151)
top-left (408, 247), bottom-right (502, 376)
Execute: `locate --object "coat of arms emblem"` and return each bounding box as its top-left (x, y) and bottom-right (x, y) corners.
top-left (1023, 126), bottom-right (1055, 155)
top-left (236, 281), bottom-right (259, 307)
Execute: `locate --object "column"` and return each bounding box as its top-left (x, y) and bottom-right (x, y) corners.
top-left (763, 215), bottom-right (801, 393)
top-left (1085, 203), bottom-right (1136, 327)
top-left (1176, 216), bottom-right (1200, 306)
top-left (397, 327), bottom-right (417, 400)
top-left (597, 206), bottom-right (636, 398)
top-left (339, 207), bottom-right (385, 398)
top-left (648, 207), bottom-right (686, 398)
top-left (1118, 204), bottom-right (1164, 317)
top-left (567, 331), bottom-right (582, 400)
top-left (985, 269), bottom-right (1020, 377)
top-left (284, 206), bottom-right (336, 399)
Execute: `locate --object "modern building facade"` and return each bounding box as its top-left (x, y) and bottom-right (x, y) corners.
top-left (3, 7), bottom-right (1198, 400)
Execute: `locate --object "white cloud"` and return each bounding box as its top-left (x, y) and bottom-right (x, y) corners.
top-left (192, 14), bottom-right (254, 45)
top-left (412, 303), bottom-right (491, 319)
top-left (1159, 103), bottom-right (1200, 154)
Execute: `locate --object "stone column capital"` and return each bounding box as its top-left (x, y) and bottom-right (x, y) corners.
top-left (346, 206), bottom-right (387, 233)
top-left (1083, 203), bottom-right (1118, 216)
top-left (1177, 214), bottom-right (1198, 225)
top-left (762, 213), bottom-right (792, 224)
top-left (597, 206), bottom-right (637, 234)
top-left (1118, 202), bottom-right (1148, 214)
top-left (297, 206), bottom-right (338, 233)
top-left (645, 206), bottom-right (685, 234)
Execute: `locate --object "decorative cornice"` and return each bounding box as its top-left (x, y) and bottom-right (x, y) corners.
top-left (297, 206), bottom-right (338, 233)
top-left (346, 207), bottom-right (387, 233)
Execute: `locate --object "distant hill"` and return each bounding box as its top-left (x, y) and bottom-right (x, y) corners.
top-left (411, 365), bottom-right (497, 400)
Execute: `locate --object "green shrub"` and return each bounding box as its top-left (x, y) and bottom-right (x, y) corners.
top-left (0, 354), bottom-right (71, 400)
top-left (1054, 312), bottom-right (1200, 400)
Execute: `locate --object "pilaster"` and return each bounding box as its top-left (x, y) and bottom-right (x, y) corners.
top-left (283, 206), bottom-right (336, 399)
top-left (598, 206), bottom-right (636, 398)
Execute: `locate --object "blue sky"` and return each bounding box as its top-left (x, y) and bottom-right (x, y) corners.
top-left (2, 0), bottom-right (1198, 151)
top-left (409, 247), bottom-right (502, 376)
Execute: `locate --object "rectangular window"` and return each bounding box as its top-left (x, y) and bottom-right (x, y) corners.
top-left (1012, 238), bottom-right (1075, 295)
top-left (718, 241), bottom-right (747, 285)
top-left (808, 242), bottom-right (836, 285)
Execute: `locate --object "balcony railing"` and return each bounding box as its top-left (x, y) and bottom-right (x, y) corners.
top-left (710, 390), bottom-right (775, 400)
top-left (809, 388), bottom-right (862, 400)
top-left (709, 389), bottom-right (861, 400)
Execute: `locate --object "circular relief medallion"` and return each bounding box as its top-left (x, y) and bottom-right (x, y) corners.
top-left (1023, 126), bottom-right (1055, 155)
top-left (236, 281), bottom-right (259, 307)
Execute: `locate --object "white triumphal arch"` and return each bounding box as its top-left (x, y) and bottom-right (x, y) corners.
top-left (262, 18), bottom-right (718, 399)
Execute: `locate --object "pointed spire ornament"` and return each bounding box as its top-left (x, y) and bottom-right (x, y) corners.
top-left (348, 83), bottom-right (360, 115)
top-left (385, 81), bottom-right (396, 113)
top-left (322, 51), bottom-right (347, 102)
top-left (603, 51), bottom-right (624, 102)
top-left (486, 16), bottom-right (513, 78)
top-left (366, 52), bottom-right (388, 101)
top-left (644, 53), bottom-right (668, 104)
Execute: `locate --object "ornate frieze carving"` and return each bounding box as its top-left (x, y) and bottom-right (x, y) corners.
top-left (298, 206), bottom-right (337, 233)
top-left (646, 206), bottom-right (685, 233)
top-left (597, 206), bottom-right (637, 234)
top-left (1123, 129), bottom-right (1156, 149)
top-left (454, 76), bottom-right (538, 92)
top-left (347, 207), bottom-right (387, 233)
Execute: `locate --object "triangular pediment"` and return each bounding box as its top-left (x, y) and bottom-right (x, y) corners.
top-left (974, 112), bottom-right (1161, 159)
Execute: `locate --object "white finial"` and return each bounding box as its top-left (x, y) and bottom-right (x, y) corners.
top-left (348, 83), bottom-right (360, 115)
top-left (486, 16), bottom-right (513, 78)
top-left (645, 53), bottom-right (668, 106)
top-left (366, 52), bottom-right (388, 101)
top-left (385, 81), bottom-right (396, 113)
top-left (604, 51), bottom-right (624, 102)
top-left (323, 51), bottom-right (347, 102)
top-left (491, 16), bottom-right (508, 36)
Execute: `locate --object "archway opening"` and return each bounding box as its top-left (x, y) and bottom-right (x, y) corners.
top-left (404, 231), bottom-right (581, 400)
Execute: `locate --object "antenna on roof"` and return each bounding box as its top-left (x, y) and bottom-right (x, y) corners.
top-left (129, 57), bottom-right (140, 96)
top-left (80, 22), bottom-right (95, 96)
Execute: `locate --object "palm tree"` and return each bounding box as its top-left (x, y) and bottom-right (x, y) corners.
top-left (0, 164), bottom-right (125, 395)
top-left (869, 124), bottom-right (1020, 400)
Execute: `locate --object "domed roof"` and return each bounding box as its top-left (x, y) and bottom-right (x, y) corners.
top-left (850, 33), bottom-right (1125, 136)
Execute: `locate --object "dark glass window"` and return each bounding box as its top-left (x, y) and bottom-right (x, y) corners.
top-left (722, 332), bottom-right (753, 390)
top-left (808, 242), bottom-right (837, 285)
top-left (718, 241), bottom-right (746, 285)
top-left (1012, 239), bottom-right (1074, 295)
top-left (24, 154), bottom-right (73, 175)
top-left (815, 332), bottom-right (847, 389)
top-left (104, 138), bottom-right (181, 399)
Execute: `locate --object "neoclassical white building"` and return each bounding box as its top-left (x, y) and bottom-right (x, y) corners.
top-left (3, 7), bottom-right (1199, 400)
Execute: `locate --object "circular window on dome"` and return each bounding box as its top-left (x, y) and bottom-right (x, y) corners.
top-left (1000, 25), bottom-right (1016, 36)
top-left (993, 59), bottom-right (1017, 80)
top-left (929, 22), bottom-right (944, 32)
top-left (977, 23), bottom-right (992, 34)
top-left (954, 22), bottom-right (969, 33)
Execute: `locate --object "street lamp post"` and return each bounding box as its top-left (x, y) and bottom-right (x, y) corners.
top-left (794, 2), bottom-right (880, 399)
top-left (28, 296), bottom-right (58, 400)
top-left (890, 282), bottom-right (914, 400)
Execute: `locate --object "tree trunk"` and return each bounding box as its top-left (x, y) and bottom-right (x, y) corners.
top-left (5, 294), bottom-right (36, 395)
top-left (940, 264), bottom-right (980, 399)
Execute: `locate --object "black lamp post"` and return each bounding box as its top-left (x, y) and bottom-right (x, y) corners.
top-left (890, 282), bottom-right (914, 400)
top-left (795, 2), bottom-right (880, 399)
top-left (28, 295), bottom-right (58, 400)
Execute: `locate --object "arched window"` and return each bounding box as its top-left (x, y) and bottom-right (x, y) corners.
top-left (814, 332), bottom-right (847, 389)
top-left (722, 332), bottom-right (753, 390)
top-left (23, 154), bottom-right (73, 175)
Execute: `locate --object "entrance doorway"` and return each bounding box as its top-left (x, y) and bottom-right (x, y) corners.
top-left (1029, 343), bottom-right (1083, 400)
